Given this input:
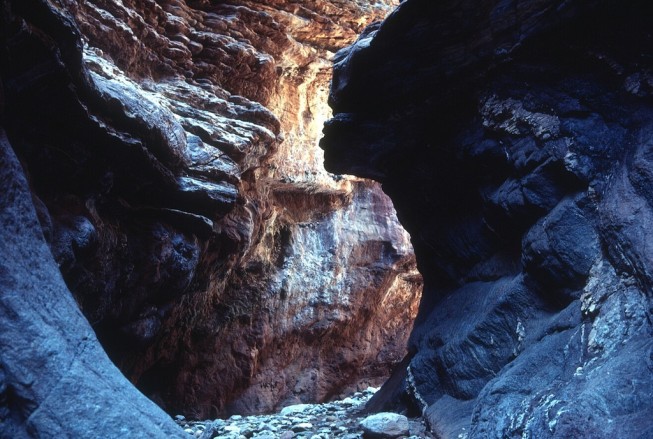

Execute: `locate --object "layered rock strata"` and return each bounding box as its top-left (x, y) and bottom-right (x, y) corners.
top-left (0, 0), bottom-right (421, 429)
top-left (322, 1), bottom-right (653, 438)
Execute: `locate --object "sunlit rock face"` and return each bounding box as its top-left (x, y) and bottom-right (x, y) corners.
top-left (0, 0), bottom-right (421, 422)
top-left (322, 1), bottom-right (653, 438)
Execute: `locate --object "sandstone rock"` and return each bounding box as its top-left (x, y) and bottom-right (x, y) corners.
top-left (359, 413), bottom-right (409, 438)
top-left (1, 0), bottom-right (418, 424)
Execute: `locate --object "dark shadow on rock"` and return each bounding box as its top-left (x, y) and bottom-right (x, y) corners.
top-left (321, 0), bottom-right (653, 437)
top-left (0, 128), bottom-right (184, 437)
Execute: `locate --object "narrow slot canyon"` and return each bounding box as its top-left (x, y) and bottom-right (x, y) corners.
top-left (0, 0), bottom-right (422, 435)
top-left (1, 1), bottom-right (653, 439)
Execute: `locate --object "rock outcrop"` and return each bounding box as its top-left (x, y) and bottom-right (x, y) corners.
top-left (322, 0), bottom-right (653, 438)
top-left (0, 130), bottom-right (184, 437)
top-left (0, 0), bottom-right (421, 428)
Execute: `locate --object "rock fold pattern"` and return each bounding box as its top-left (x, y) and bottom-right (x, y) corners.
top-left (0, 0), bottom-right (421, 431)
top-left (322, 0), bottom-right (653, 438)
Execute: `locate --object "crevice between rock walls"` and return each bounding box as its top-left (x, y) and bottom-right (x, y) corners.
top-left (1, 0), bottom-right (423, 427)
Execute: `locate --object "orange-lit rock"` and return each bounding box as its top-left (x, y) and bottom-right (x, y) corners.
top-left (1, 0), bottom-right (419, 419)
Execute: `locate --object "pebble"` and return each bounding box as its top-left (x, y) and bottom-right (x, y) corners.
top-left (280, 404), bottom-right (313, 416)
top-left (292, 422), bottom-right (313, 432)
top-left (224, 425), bottom-right (241, 434)
top-left (175, 388), bottom-right (432, 438)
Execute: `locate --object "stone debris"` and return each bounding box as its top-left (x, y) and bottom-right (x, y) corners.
top-left (176, 388), bottom-right (432, 439)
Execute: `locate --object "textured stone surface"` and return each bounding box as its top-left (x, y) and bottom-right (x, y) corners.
top-left (1, 0), bottom-right (419, 425)
top-left (181, 388), bottom-right (430, 439)
top-left (359, 412), bottom-right (410, 438)
top-left (0, 129), bottom-right (184, 438)
top-left (322, 1), bottom-right (653, 438)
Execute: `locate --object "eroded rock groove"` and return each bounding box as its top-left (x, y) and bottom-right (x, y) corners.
top-left (0, 0), bottom-right (420, 431)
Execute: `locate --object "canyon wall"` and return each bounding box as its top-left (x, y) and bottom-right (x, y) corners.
top-left (0, 129), bottom-right (184, 438)
top-left (322, 0), bottom-right (653, 438)
top-left (0, 0), bottom-right (422, 431)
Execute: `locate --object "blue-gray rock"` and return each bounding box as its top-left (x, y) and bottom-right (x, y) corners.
top-left (0, 129), bottom-right (184, 437)
top-left (359, 413), bottom-right (409, 438)
top-left (280, 404), bottom-right (314, 416)
top-left (322, 1), bottom-right (653, 438)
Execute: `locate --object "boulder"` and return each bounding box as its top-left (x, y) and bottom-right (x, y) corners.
top-left (359, 412), bottom-right (409, 438)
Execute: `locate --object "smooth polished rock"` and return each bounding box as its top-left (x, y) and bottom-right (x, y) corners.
top-left (359, 413), bottom-right (409, 438)
top-left (0, 128), bottom-right (184, 438)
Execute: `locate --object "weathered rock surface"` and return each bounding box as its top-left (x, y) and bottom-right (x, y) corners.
top-left (0, 130), bottom-right (184, 438)
top-left (322, 0), bottom-right (653, 438)
top-left (359, 412), bottom-right (409, 439)
top-left (1, 0), bottom-right (420, 428)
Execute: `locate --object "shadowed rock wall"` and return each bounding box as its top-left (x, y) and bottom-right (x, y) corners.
top-left (0, 0), bottom-right (421, 426)
top-left (0, 131), bottom-right (183, 437)
top-left (322, 1), bottom-right (653, 438)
